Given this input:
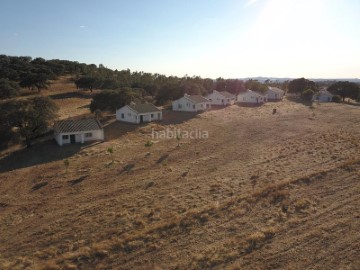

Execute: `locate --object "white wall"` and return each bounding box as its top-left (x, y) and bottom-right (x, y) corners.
top-left (116, 106), bottom-right (162, 123)
top-left (172, 97), bottom-right (210, 112)
top-left (267, 90), bottom-right (284, 100)
top-left (207, 91), bottom-right (234, 105)
top-left (116, 106), bottom-right (139, 123)
top-left (55, 129), bottom-right (104, 146)
top-left (237, 91), bottom-right (267, 104)
top-left (312, 94), bottom-right (333, 102)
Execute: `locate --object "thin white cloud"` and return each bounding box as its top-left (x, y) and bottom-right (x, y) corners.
top-left (245, 0), bottom-right (259, 7)
top-left (80, 25), bottom-right (86, 28)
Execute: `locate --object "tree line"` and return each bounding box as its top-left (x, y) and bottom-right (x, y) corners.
top-left (287, 77), bottom-right (360, 102)
top-left (1, 54), bottom-right (359, 149)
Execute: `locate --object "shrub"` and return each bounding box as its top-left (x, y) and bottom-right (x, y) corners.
top-left (145, 140), bottom-right (153, 147)
top-left (332, 95), bottom-right (341, 103)
top-left (246, 232), bottom-right (266, 252)
top-left (301, 89), bottom-right (314, 102)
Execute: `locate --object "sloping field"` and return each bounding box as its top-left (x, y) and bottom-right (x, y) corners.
top-left (0, 100), bottom-right (359, 269)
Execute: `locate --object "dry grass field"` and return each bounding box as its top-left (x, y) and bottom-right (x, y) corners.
top-left (0, 92), bottom-right (360, 269)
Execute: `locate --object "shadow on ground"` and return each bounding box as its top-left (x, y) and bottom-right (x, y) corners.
top-left (0, 140), bottom-right (82, 173)
top-left (286, 96), bottom-right (313, 107)
top-left (103, 120), bottom-right (140, 141)
top-left (49, 91), bottom-right (92, 100)
top-left (161, 110), bottom-right (204, 125)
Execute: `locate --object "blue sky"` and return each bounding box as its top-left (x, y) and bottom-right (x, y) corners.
top-left (1, 0), bottom-right (359, 78)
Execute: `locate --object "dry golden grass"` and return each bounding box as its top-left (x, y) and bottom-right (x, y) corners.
top-left (1, 94), bottom-right (360, 269)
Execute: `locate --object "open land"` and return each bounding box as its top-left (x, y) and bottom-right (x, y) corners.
top-left (0, 87), bottom-right (359, 269)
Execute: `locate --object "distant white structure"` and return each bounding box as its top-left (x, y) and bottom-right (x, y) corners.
top-left (116, 103), bottom-right (162, 124)
top-left (312, 90), bottom-right (333, 102)
top-left (206, 90), bottom-right (236, 105)
top-left (54, 118), bottom-right (104, 146)
top-left (267, 87), bottom-right (285, 101)
top-left (172, 94), bottom-right (211, 112)
top-left (237, 89), bottom-right (267, 104)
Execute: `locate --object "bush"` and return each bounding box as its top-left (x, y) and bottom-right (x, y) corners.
top-left (90, 89), bottom-right (140, 112)
top-left (0, 78), bottom-right (20, 99)
top-left (301, 89), bottom-right (314, 102)
top-left (332, 95), bottom-right (341, 103)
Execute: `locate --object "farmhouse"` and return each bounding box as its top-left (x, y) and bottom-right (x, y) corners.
top-left (312, 89), bottom-right (333, 102)
top-left (54, 118), bottom-right (104, 146)
top-left (172, 94), bottom-right (211, 112)
top-left (116, 103), bottom-right (162, 124)
top-left (267, 86), bottom-right (285, 101)
top-left (206, 90), bottom-right (236, 105)
top-left (237, 89), bottom-right (267, 104)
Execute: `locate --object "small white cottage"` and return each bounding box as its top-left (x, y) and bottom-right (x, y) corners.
top-left (237, 89), bottom-right (267, 104)
top-left (54, 118), bottom-right (104, 146)
top-left (267, 87), bottom-right (285, 101)
top-left (172, 94), bottom-right (211, 112)
top-left (206, 90), bottom-right (236, 105)
top-left (116, 103), bottom-right (162, 124)
top-left (312, 90), bottom-right (333, 102)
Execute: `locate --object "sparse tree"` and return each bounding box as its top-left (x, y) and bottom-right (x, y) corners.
top-left (301, 89), bottom-right (314, 102)
top-left (107, 147), bottom-right (114, 163)
top-left (328, 81), bottom-right (360, 102)
top-left (176, 132), bottom-right (181, 147)
top-left (0, 96), bottom-right (58, 147)
top-left (63, 159), bottom-right (70, 173)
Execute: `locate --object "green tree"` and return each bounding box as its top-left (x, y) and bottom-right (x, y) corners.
top-left (74, 76), bottom-right (100, 91)
top-left (301, 89), bottom-right (314, 102)
top-left (0, 78), bottom-right (20, 99)
top-left (19, 72), bottom-right (50, 92)
top-left (327, 81), bottom-right (360, 102)
top-left (245, 80), bottom-right (268, 95)
top-left (0, 96), bottom-right (58, 147)
top-left (288, 78), bottom-right (316, 94)
top-left (90, 89), bottom-right (140, 112)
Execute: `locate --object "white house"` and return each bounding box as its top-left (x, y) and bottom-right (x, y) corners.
top-left (116, 103), bottom-right (162, 124)
top-left (54, 118), bottom-right (104, 146)
top-left (237, 89), bottom-right (267, 104)
top-left (312, 90), bottom-right (333, 102)
top-left (267, 87), bottom-right (285, 101)
top-left (206, 90), bottom-right (236, 105)
top-left (172, 94), bottom-right (211, 112)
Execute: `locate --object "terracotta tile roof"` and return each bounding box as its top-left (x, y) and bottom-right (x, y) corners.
top-left (128, 103), bottom-right (161, 114)
top-left (54, 118), bottom-right (102, 133)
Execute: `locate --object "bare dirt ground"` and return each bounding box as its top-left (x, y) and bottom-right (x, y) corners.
top-left (0, 98), bottom-right (359, 269)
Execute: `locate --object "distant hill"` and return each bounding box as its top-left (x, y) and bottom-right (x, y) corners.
top-left (242, 76), bottom-right (360, 83)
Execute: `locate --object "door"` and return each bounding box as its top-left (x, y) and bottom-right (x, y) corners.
top-left (140, 115), bottom-right (144, 123)
top-left (70, 134), bottom-right (76, 144)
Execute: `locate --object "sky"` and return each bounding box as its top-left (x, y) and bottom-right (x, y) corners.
top-left (1, 0), bottom-right (359, 79)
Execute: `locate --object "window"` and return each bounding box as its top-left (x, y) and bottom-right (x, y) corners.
top-left (121, 113), bottom-right (124, 119)
top-left (178, 104), bottom-right (182, 108)
top-left (151, 114), bottom-right (154, 118)
top-left (193, 105), bottom-right (195, 109)
top-left (62, 135), bottom-right (69, 140)
top-left (85, 132), bottom-right (92, 138)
